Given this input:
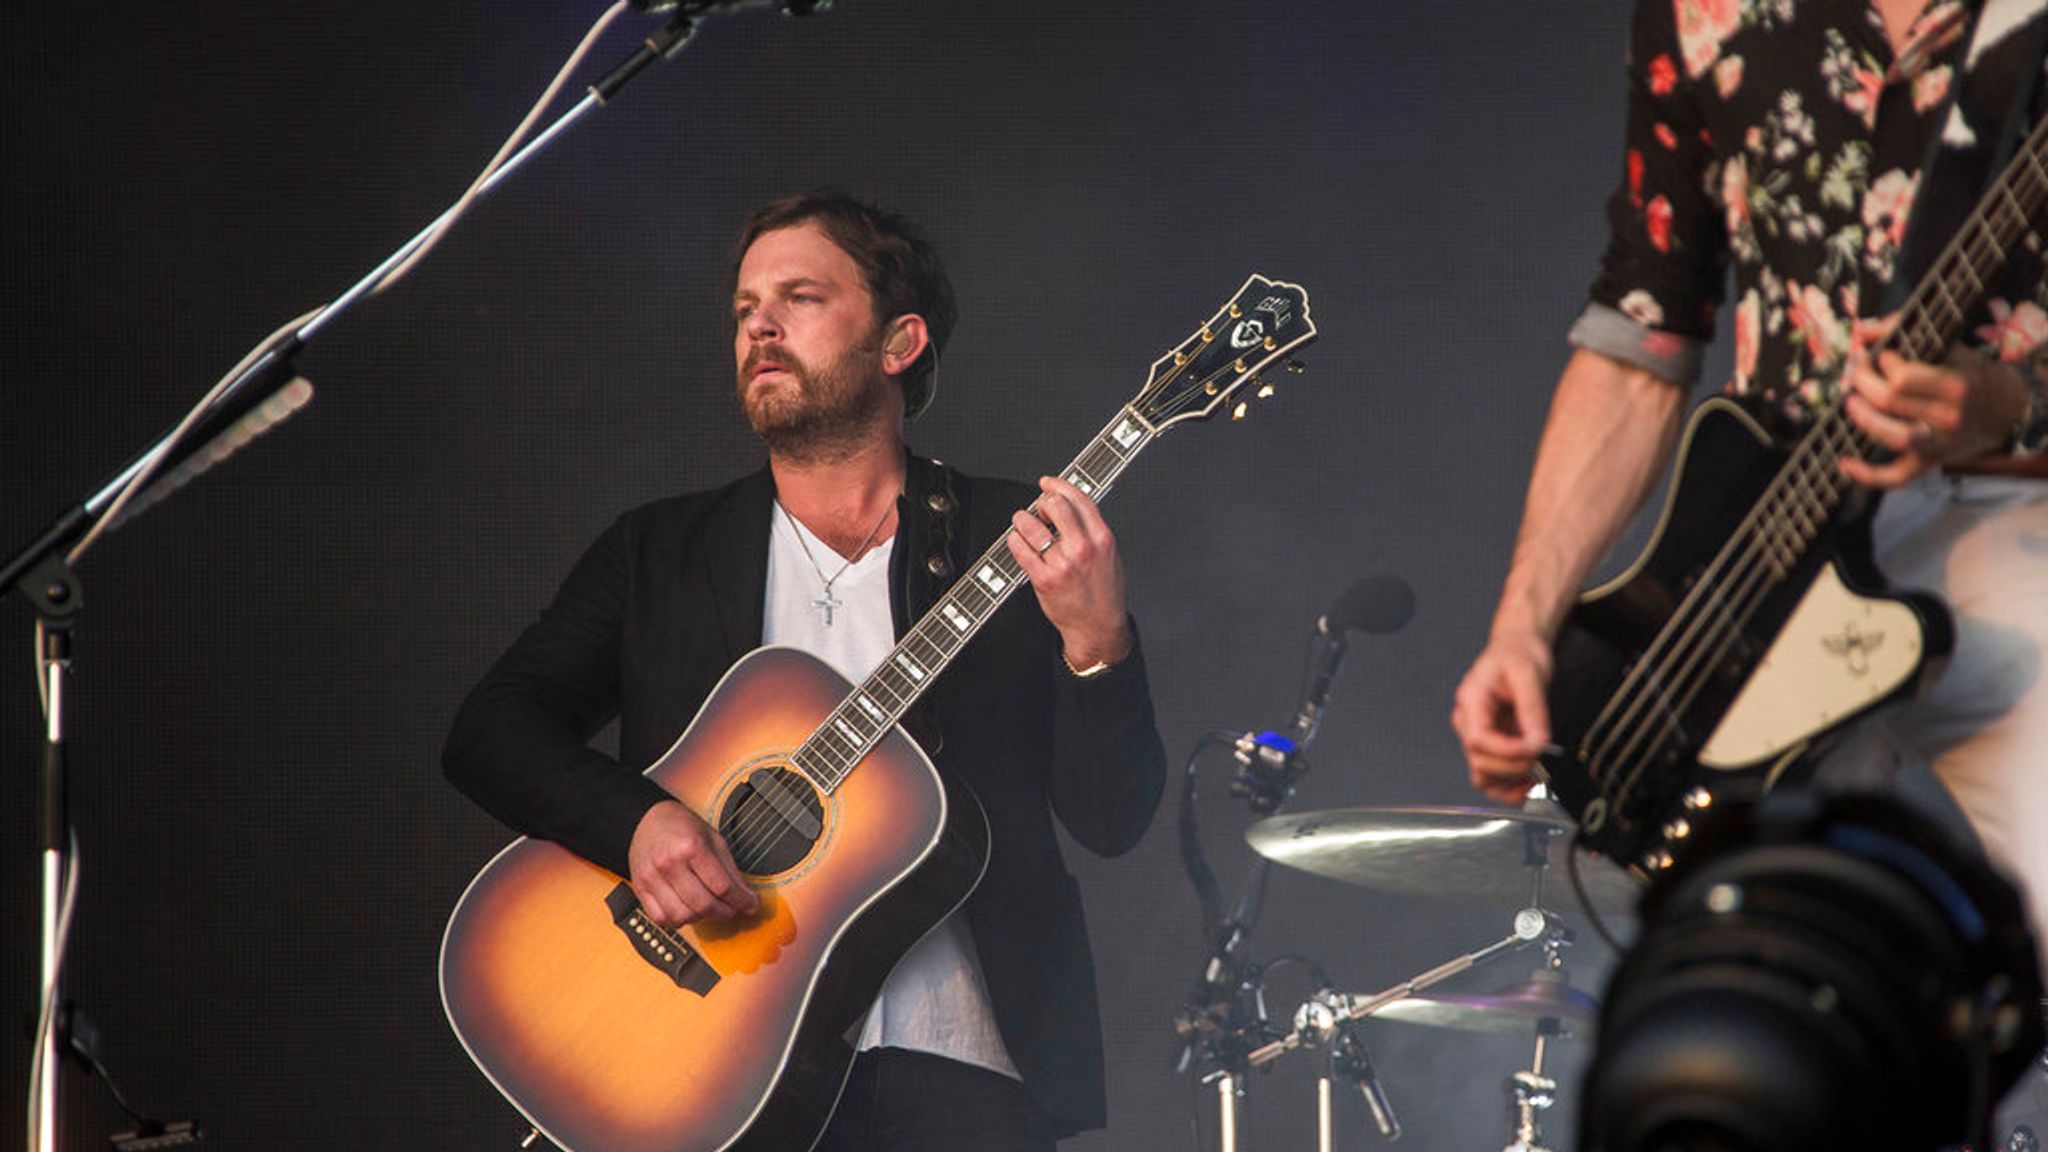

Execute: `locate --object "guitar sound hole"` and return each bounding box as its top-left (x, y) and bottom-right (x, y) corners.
top-left (720, 766), bottom-right (825, 875)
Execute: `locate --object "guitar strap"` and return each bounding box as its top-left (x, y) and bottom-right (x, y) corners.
top-left (894, 458), bottom-right (960, 757)
top-left (1881, 0), bottom-right (2048, 312)
top-left (924, 460), bottom-right (961, 590)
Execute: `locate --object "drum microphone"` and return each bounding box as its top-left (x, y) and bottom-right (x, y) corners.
top-left (1333, 1016), bottom-right (1401, 1141)
top-left (1232, 575), bottom-right (1415, 812)
top-left (1295, 988), bottom-right (1402, 1142)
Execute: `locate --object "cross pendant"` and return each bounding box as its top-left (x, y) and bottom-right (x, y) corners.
top-left (813, 589), bottom-right (841, 627)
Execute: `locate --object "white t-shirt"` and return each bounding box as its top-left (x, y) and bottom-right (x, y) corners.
top-left (762, 504), bottom-right (1020, 1081)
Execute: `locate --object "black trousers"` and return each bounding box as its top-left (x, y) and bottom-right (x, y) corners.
top-left (813, 1048), bottom-right (1057, 1152)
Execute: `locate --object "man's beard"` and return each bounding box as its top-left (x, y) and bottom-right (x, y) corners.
top-left (735, 340), bottom-right (894, 463)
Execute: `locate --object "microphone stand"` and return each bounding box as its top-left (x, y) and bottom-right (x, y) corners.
top-left (6, 11), bottom-right (733, 1149)
top-left (1171, 734), bottom-right (1270, 1152)
top-left (1173, 650), bottom-right (1331, 1151)
top-left (25, 569), bottom-right (75, 1152)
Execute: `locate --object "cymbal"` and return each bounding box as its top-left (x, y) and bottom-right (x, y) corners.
top-left (1243, 804), bottom-right (1642, 912)
top-left (1370, 970), bottom-right (1596, 1034)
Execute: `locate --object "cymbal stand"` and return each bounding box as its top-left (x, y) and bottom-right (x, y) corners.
top-left (1178, 938), bottom-right (1275, 1152)
top-left (1507, 853), bottom-right (1574, 1152)
top-left (1503, 1020), bottom-right (1562, 1152)
top-left (1250, 904), bottom-right (1559, 1069)
top-left (1241, 906), bottom-right (1565, 1151)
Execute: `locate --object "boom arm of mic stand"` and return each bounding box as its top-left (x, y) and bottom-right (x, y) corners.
top-left (304, 17), bottom-right (697, 347)
top-left (2, 13), bottom-right (702, 596)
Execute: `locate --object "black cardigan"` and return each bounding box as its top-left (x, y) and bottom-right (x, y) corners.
top-left (443, 454), bottom-right (1168, 1135)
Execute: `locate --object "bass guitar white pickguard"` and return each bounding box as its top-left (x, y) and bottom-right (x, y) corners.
top-left (1698, 562), bottom-right (1925, 769)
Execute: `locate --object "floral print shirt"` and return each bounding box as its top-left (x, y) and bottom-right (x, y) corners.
top-left (1584, 0), bottom-right (2048, 432)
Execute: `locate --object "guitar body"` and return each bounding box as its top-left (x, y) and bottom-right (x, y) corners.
top-left (440, 646), bottom-right (990, 1152)
top-left (1539, 399), bottom-right (1952, 867)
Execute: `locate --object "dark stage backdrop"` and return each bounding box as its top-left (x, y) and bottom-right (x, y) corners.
top-left (1, 4), bottom-right (1707, 1150)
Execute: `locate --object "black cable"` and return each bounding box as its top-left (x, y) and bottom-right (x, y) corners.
top-left (63, 1007), bottom-right (153, 1127)
top-left (1177, 730), bottom-right (1245, 939)
top-left (1568, 828), bottom-right (1628, 954)
top-left (1260, 953), bottom-right (1334, 996)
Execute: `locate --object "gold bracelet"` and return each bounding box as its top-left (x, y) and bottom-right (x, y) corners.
top-left (1061, 651), bottom-right (1116, 679)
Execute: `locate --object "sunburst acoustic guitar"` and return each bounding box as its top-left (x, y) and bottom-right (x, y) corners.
top-left (440, 274), bottom-right (1318, 1152)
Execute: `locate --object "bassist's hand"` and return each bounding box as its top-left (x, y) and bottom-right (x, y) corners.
top-left (1451, 630), bottom-right (1554, 806)
top-left (1841, 319), bottom-right (2030, 486)
top-left (628, 800), bottom-right (760, 927)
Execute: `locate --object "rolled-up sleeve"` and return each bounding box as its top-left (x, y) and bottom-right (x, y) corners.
top-left (1576, 0), bottom-right (1728, 387)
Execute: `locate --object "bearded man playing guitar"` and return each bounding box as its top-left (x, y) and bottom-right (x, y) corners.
top-left (444, 189), bottom-right (1166, 1151)
top-left (1451, 0), bottom-right (2048, 973)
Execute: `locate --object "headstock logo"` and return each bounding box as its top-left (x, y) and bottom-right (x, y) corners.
top-left (1228, 291), bottom-right (1299, 350)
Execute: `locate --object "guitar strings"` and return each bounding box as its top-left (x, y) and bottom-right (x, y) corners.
top-left (1580, 403), bottom-right (1857, 790)
top-left (1593, 140), bottom-right (2041, 803)
top-left (1581, 157), bottom-right (2029, 805)
top-left (701, 348), bottom-right (1234, 883)
top-left (1581, 148), bottom-right (2046, 844)
top-left (1594, 413), bottom-right (1859, 815)
top-left (1603, 417), bottom-right (1868, 824)
top-left (1596, 181), bottom-right (2028, 814)
top-left (1586, 290), bottom-right (1947, 787)
top-left (1590, 137), bottom-right (2047, 801)
top-left (1595, 321), bottom-right (1931, 811)
top-left (716, 422), bottom-right (1185, 874)
top-left (730, 342), bottom-right (1253, 868)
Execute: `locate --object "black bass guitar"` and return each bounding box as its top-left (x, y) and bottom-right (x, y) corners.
top-left (1536, 112), bottom-right (2048, 874)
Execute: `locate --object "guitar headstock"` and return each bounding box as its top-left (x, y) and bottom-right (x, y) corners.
top-left (1132, 274), bottom-right (1316, 430)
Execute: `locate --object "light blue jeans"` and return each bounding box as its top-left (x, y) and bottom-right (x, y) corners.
top-left (1820, 470), bottom-right (2048, 970)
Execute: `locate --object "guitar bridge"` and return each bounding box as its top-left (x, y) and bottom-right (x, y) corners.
top-left (604, 882), bottom-right (720, 995)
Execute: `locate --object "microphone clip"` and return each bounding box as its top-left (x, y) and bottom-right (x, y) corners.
top-left (1229, 730), bottom-right (1306, 814)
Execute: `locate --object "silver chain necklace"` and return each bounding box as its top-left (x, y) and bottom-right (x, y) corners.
top-left (779, 500), bottom-right (893, 627)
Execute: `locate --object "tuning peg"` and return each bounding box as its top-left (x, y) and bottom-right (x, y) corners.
top-left (1254, 380), bottom-right (1276, 399)
top-left (1230, 400), bottom-right (1250, 421)
top-left (1283, 359), bottom-right (1307, 374)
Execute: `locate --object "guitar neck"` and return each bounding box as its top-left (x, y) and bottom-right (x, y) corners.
top-left (1892, 113), bottom-right (2048, 365)
top-left (1751, 111), bottom-right (2048, 567)
top-left (794, 406), bottom-right (1162, 792)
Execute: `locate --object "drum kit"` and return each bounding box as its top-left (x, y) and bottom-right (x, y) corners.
top-left (1194, 795), bottom-right (1643, 1152)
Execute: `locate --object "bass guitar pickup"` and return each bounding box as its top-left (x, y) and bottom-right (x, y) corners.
top-left (605, 882), bottom-right (720, 995)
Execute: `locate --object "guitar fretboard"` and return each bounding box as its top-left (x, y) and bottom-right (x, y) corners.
top-left (792, 405), bottom-right (1160, 792)
top-left (1754, 110), bottom-right (2048, 576)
